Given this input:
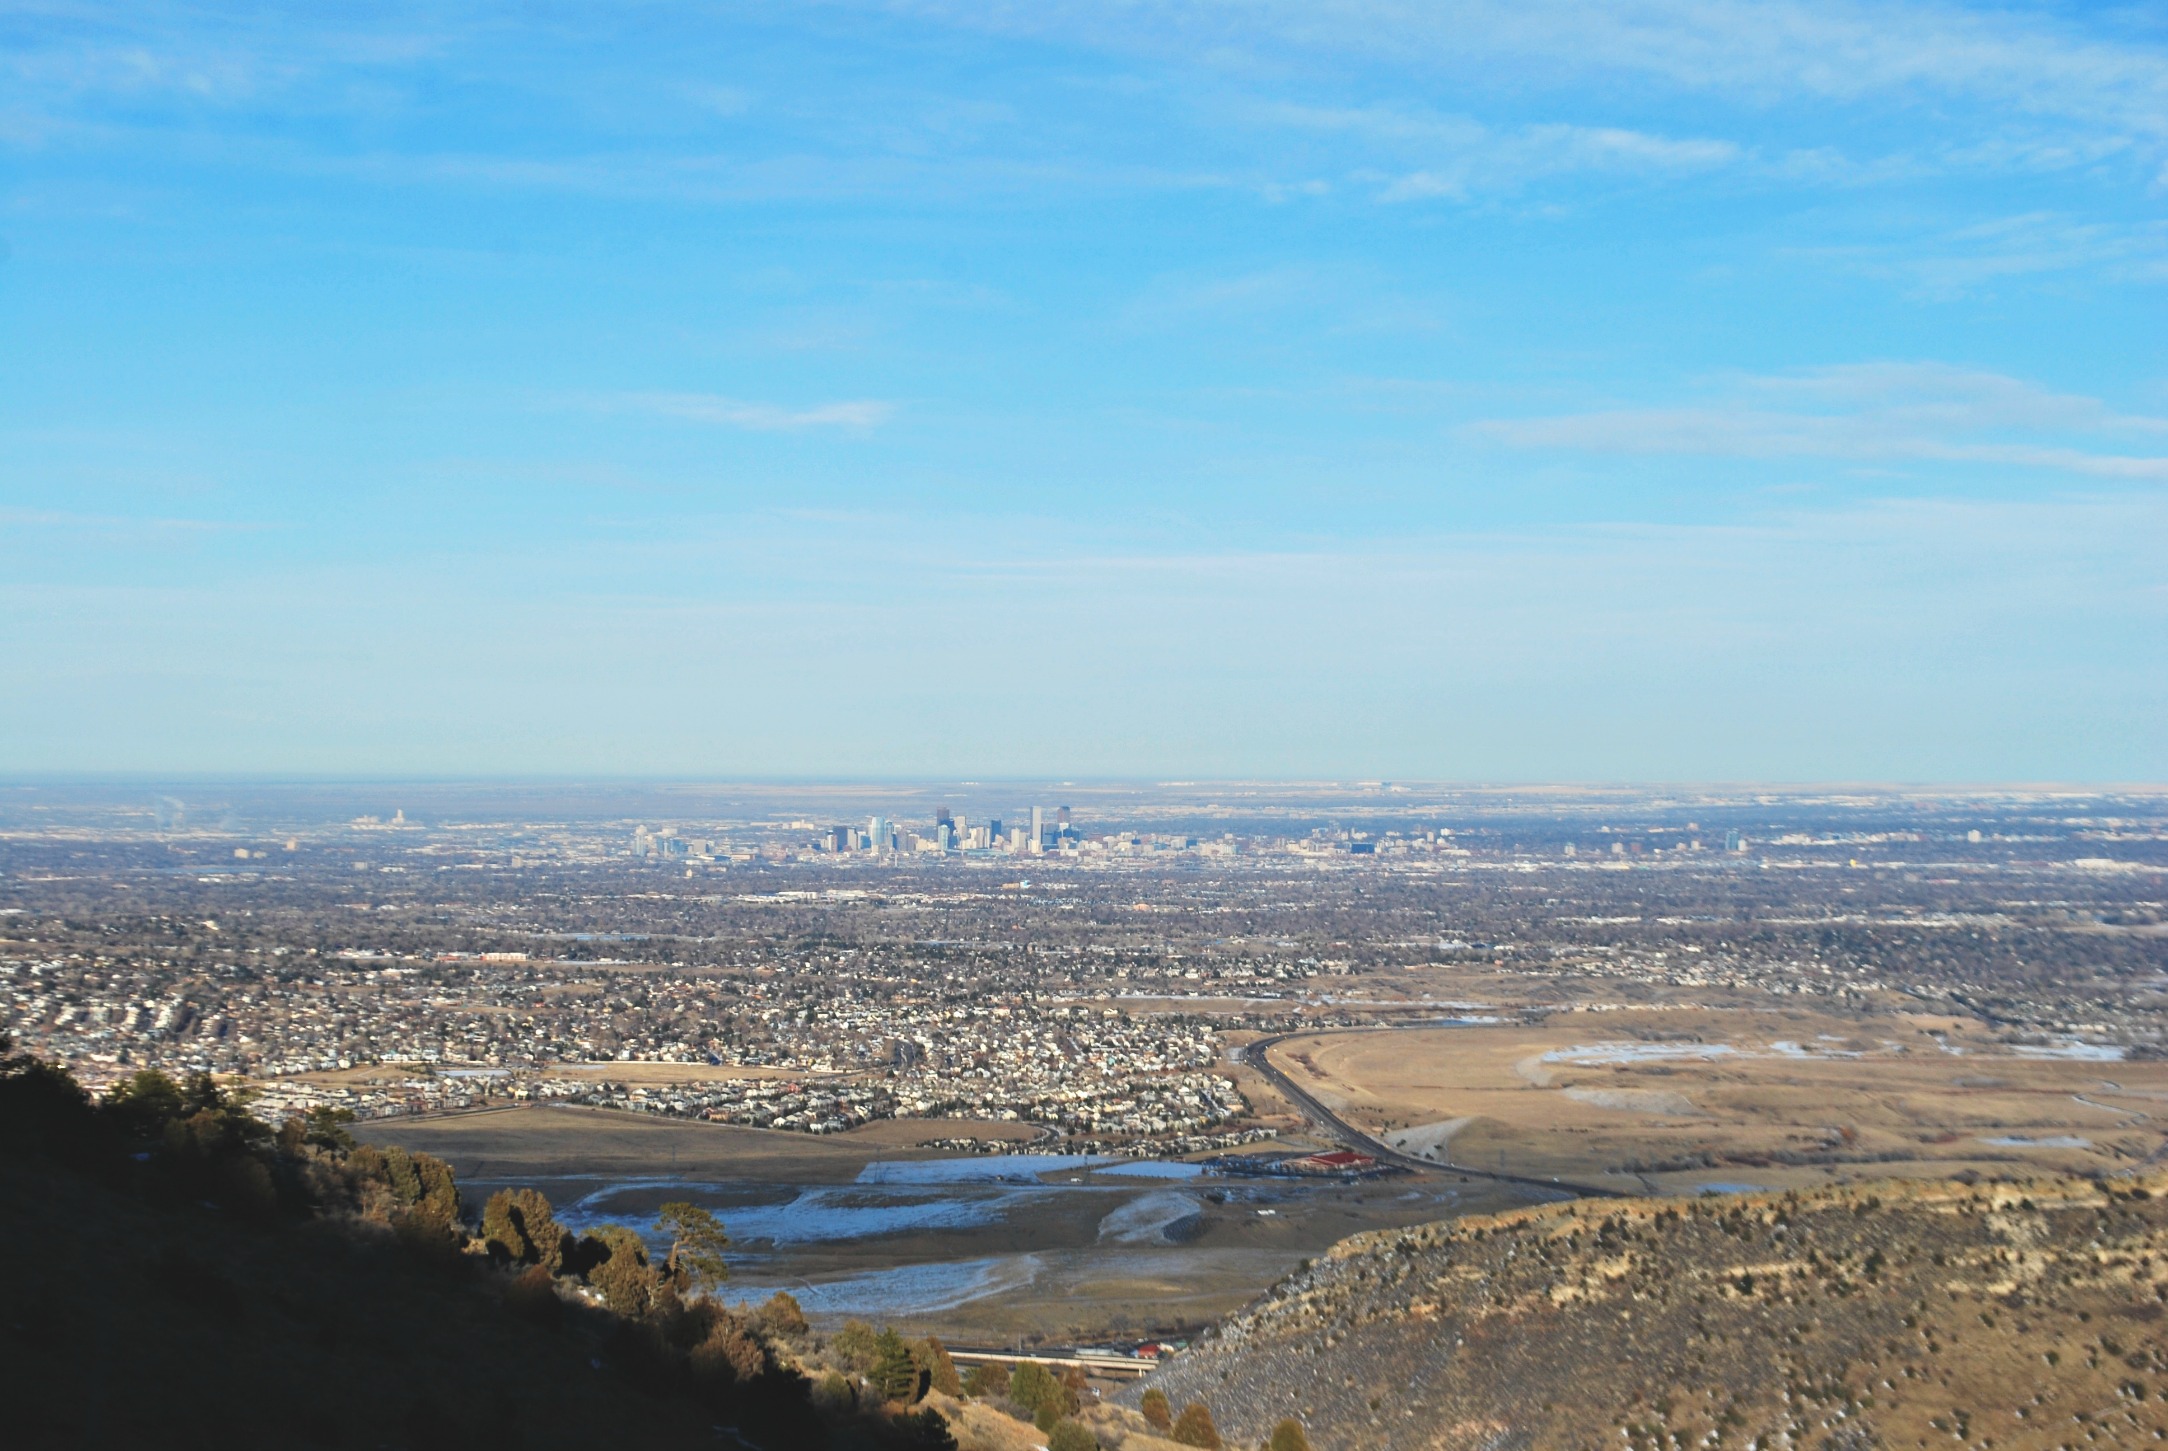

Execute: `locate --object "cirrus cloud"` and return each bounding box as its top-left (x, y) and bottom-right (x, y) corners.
top-left (614, 393), bottom-right (896, 430)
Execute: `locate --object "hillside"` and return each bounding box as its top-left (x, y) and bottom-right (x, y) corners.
top-left (0, 1043), bottom-right (955, 1451)
top-left (1135, 1172), bottom-right (2168, 1450)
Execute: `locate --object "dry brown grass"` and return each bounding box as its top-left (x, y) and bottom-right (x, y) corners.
top-left (358, 1104), bottom-right (903, 1183)
top-left (1268, 1006), bottom-right (2168, 1193)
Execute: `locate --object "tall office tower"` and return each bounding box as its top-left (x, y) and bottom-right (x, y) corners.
top-left (1057, 806), bottom-right (1072, 829)
top-left (936, 807), bottom-right (953, 827)
top-left (1725, 829), bottom-right (1744, 852)
top-left (867, 815), bottom-right (887, 852)
top-left (1030, 805), bottom-right (1044, 854)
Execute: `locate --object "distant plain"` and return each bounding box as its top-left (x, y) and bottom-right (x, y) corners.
top-left (1270, 1006), bottom-right (2168, 1195)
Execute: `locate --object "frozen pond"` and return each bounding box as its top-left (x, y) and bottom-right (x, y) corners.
top-left (724, 1256), bottom-right (1045, 1317)
top-left (459, 1153), bottom-right (1482, 1325)
top-left (1097, 1191), bottom-right (1205, 1244)
top-left (855, 1155), bottom-right (1107, 1184)
top-left (1979, 1134), bottom-right (2092, 1148)
top-left (1092, 1160), bottom-right (1206, 1180)
top-left (2012, 1042), bottom-right (2125, 1062)
top-left (1541, 1042), bottom-right (1742, 1066)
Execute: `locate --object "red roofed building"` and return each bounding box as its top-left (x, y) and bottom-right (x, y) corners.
top-left (1289, 1149), bottom-right (1376, 1174)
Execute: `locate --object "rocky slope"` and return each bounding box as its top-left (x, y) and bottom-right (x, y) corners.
top-left (1134, 1172), bottom-right (2168, 1450)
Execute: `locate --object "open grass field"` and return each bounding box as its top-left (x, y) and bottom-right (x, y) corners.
top-left (356, 1104), bottom-right (1037, 1183)
top-left (1268, 1006), bottom-right (2168, 1194)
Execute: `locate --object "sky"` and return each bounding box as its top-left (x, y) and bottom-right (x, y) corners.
top-left (2, 0), bottom-right (2163, 782)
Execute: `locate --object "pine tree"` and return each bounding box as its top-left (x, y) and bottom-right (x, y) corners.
top-left (871, 1327), bottom-right (924, 1403)
top-left (656, 1200), bottom-right (730, 1292)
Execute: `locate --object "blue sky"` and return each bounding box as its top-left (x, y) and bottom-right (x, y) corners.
top-left (2, 0), bottom-right (2163, 780)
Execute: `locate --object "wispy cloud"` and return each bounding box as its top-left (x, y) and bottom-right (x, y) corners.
top-left (1792, 213), bottom-right (2168, 298)
top-left (1253, 103), bottom-right (1742, 199)
top-left (613, 393), bottom-right (896, 430)
top-left (1473, 363), bottom-right (2168, 480)
top-left (903, 0), bottom-right (2168, 143)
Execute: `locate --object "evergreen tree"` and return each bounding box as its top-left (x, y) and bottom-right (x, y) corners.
top-left (657, 1200), bottom-right (730, 1292)
top-left (586, 1223), bottom-right (662, 1317)
top-left (301, 1104), bottom-right (356, 1150)
top-left (831, 1319), bottom-right (880, 1374)
top-left (481, 1187), bottom-right (565, 1271)
top-left (1009, 1361), bottom-right (1060, 1419)
top-left (919, 1335), bottom-right (964, 1397)
top-left (870, 1327), bottom-right (924, 1404)
top-left (895, 1406), bottom-right (960, 1450)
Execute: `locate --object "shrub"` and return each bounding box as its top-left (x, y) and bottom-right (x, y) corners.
top-left (1172, 1401), bottom-right (1222, 1449)
top-left (503, 1264), bottom-right (561, 1327)
top-left (481, 1187), bottom-right (566, 1271)
top-left (689, 1324), bottom-right (768, 1393)
top-left (918, 1335), bottom-right (964, 1397)
top-left (812, 1369), bottom-right (857, 1415)
top-left (1141, 1387), bottom-right (1173, 1432)
top-left (962, 1361), bottom-right (1010, 1399)
top-left (585, 1224), bottom-right (663, 1317)
top-left (1010, 1361), bottom-right (1061, 1418)
top-left (832, 1319), bottom-right (880, 1374)
top-left (1048, 1419), bottom-right (1098, 1451)
top-left (757, 1290), bottom-right (809, 1339)
top-left (1270, 1417), bottom-right (1312, 1451)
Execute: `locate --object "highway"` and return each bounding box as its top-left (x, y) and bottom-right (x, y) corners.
top-left (945, 1347), bottom-right (1157, 1380)
top-left (1240, 1030), bottom-right (1627, 1199)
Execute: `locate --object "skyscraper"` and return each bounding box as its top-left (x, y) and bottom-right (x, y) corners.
top-left (1030, 805), bottom-right (1044, 854)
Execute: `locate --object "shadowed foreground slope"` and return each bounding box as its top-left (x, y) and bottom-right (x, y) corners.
top-left (0, 1041), bottom-right (949, 1451)
top-left (1138, 1173), bottom-right (2168, 1450)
